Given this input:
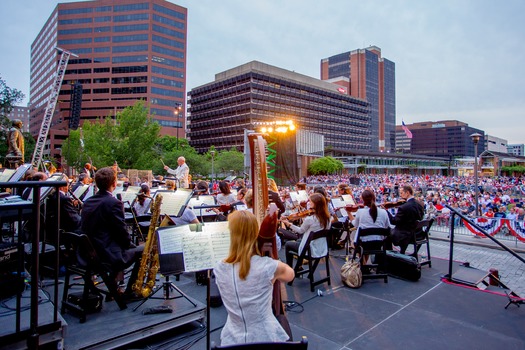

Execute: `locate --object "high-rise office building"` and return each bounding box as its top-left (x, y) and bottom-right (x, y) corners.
top-left (29, 0), bottom-right (187, 157)
top-left (187, 61), bottom-right (370, 154)
top-left (321, 46), bottom-right (395, 152)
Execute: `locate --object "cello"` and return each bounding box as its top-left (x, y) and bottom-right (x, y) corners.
top-left (248, 133), bottom-right (292, 339)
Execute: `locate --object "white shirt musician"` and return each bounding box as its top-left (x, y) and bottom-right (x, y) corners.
top-left (164, 156), bottom-right (190, 189)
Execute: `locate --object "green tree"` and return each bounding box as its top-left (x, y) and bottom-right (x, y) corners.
top-left (215, 147), bottom-right (244, 176)
top-left (307, 156), bottom-right (344, 175)
top-left (63, 101), bottom-right (161, 170)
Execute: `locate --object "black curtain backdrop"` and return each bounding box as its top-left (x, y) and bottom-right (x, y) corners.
top-left (274, 131), bottom-right (298, 186)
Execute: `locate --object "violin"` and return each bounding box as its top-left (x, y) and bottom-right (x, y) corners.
top-left (344, 204), bottom-right (365, 213)
top-left (282, 209), bottom-right (314, 221)
top-left (382, 200), bottom-right (406, 209)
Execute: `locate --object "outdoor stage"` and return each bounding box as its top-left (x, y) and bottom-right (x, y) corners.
top-left (1, 254), bottom-right (523, 349)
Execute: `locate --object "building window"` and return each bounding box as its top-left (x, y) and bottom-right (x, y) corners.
top-left (113, 34), bottom-right (148, 43)
top-left (152, 24), bottom-right (184, 39)
top-left (151, 66), bottom-right (183, 78)
top-left (153, 4), bottom-right (185, 20)
top-left (151, 55), bottom-right (183, 68)
top-left (111, 86), bottom-right (147, 94)
top-left (59, 17), bottom-right (93, 25)
top-left (152, 35), bottom-right (184, 49)
top-left (58, 27), bottom-right (93, 35)
top-left (112, 55), bottom-right (148, 64)
top-left (58, 8), bottom-right (93, 15)
top-left (113, 13), bottom-right (149, 22)
top-left (113, 24), bottom-right (149, 32)
top-left (58, 37), bottom-right (92, 45)
top-left (151, 87), bottom-right (183, 98)
top-left (114, 3), bottom-right (149, 12)
top-left (151, 76), bottom-right (183, 88)
top-left (95, 16), bottom-right (111, 22)
top-left (94, 36), bottom-right (111, 42)
top-left (112, 65), bottom-right (148, 74)
top-left (152, 45), bottom-right (183, 59)
top-left (112, 44), bottom-right (148, 53)
top-left (152, 14), bottom-right (184, 29)
top-left (94, 47), bottom-right (110, 53)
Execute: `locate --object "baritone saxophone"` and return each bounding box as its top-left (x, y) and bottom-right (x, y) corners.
top-left (132, 193), bottom-right (162, 298)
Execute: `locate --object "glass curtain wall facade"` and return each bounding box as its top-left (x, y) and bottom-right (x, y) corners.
top-left (29, 0), bottom-right (187, 157)
top-left (188, 61), bottom-right (370, 154)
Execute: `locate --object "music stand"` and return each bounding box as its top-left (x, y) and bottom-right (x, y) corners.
top-left (132, 226), bottom-right (197, 311)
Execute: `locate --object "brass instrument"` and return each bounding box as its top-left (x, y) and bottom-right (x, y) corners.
top-left (132, 193), bottom-right (163, 298)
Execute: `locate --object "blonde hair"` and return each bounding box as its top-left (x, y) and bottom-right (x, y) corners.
top-left (224, 210), bottom-right (260, 280)
top-left (244, 189), bottom-right (253, 208)
top-left (267, 178), bottom-right (278, 192)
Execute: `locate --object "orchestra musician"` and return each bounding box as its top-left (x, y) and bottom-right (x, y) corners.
top-left (164, 156), bottom-right (190, 189)
top-left (46, 174), bottom-right (81, 234)
top-left (213, 210), bottom-right (294, 346)
top-left (216, 180), bottom-right (236, 206)
top-left (82, 163), bottom-right (94, 179)
top-left (281, 193), bottom-right (331, 268)
top-left (71, 173), bottom-right (90, 192)
top-left (383, 184), bottom-right (424, 253)
top-left (80, 166), bottom-right (144, 299)
top-left (133, 184), bottom-right (152, 216)
top-left (347, 189), bottom-right (392, 255)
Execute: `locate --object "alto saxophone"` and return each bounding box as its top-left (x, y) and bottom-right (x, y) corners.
top-left (132, 194), bottom-right (162, 298)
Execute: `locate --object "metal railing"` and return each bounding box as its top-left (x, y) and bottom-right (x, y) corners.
top-left (430, 216), bottom-right (522, 246)
top-left (445, 205), bottom-right (525, 283)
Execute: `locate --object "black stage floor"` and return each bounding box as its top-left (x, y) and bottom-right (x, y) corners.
top-left (184, 254), bottom-right (524, 350)
top-left (7, 252), bottom-right (523, 350)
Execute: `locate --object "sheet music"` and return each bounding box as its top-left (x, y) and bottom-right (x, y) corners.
top-left (119, 191), bottom-right (139, 203)
top-left (156, 221), bottom-right (231, 272)
top-left (73, 184), bottom-right (89, 199)
top-left (290, 190), bottom-right (308, 204)
top-left (342, 194), bottom-right (356, 206)
top-left (331, 197), bottom-right (346, 209)
top-left (157, 225), bottom-right (189, 254)
top-left (188, 195), bottom-right (217, 216)
top-left (157, 189), bottom-right (192, 217)
top-left (83, 185), bottom-right (95, 201)
top-left (0, 169), bottom-right (16, 182)
top-left (183, 232), bottom-right (214, 272)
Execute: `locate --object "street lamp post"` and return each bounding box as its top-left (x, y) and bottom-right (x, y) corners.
top-left (174, 104), bottom-right (182, 150)
top-left (470, 133), bottom-right (482, 216)
top-left (210, 150), bottom-right (215, 184)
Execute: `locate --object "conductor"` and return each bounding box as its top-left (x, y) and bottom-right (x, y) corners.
top-left (164, 156), bottom-right (189, 188)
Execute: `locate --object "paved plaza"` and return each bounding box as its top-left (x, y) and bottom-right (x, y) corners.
top-left (427, 231), bottom-right (525, 297)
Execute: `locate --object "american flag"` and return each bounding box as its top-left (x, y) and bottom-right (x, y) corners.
top-left (402, 121), bottom-right (413, 139)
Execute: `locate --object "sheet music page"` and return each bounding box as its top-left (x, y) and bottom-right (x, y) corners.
top-left (331, 197), bottom-right (346, 209)
top-left (0, 169), bottom-right (16, 182)
top-left (290, 190), bottom-right (308, 204)
top-left (83, 185), bottom-right (95, 201)
top-left (342, 194), bottom-right (356, 206)
top-left (158, 189), bottom-right (192, 216)
top-left (188, 195), bottom-right (217, 216)
top-left (182, 232), bottom-right (214, 272)
top-left (73, 184), bottom-right (89, 199)
top-left (181, 222), bottom-right (231, 272)
top-left (157, 226), bottom-right (189, 254)
top-left (120, 191), bottom-right (139, 203)
top-left (207, 222), bottom-right (230, 261)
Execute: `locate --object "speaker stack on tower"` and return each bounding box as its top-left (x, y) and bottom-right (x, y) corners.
top-left (69, 83), bottom-right (83, 130)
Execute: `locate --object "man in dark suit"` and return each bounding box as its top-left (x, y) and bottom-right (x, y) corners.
top-left (81, 167), bottom-right (143, 297)
top-left (46, 174), bottom-right (81, 235)
top-left (385, 185), bottom-right (424, 253)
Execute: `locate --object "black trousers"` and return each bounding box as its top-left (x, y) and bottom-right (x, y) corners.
top-left (285, 240), bottom-right (301, 267)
